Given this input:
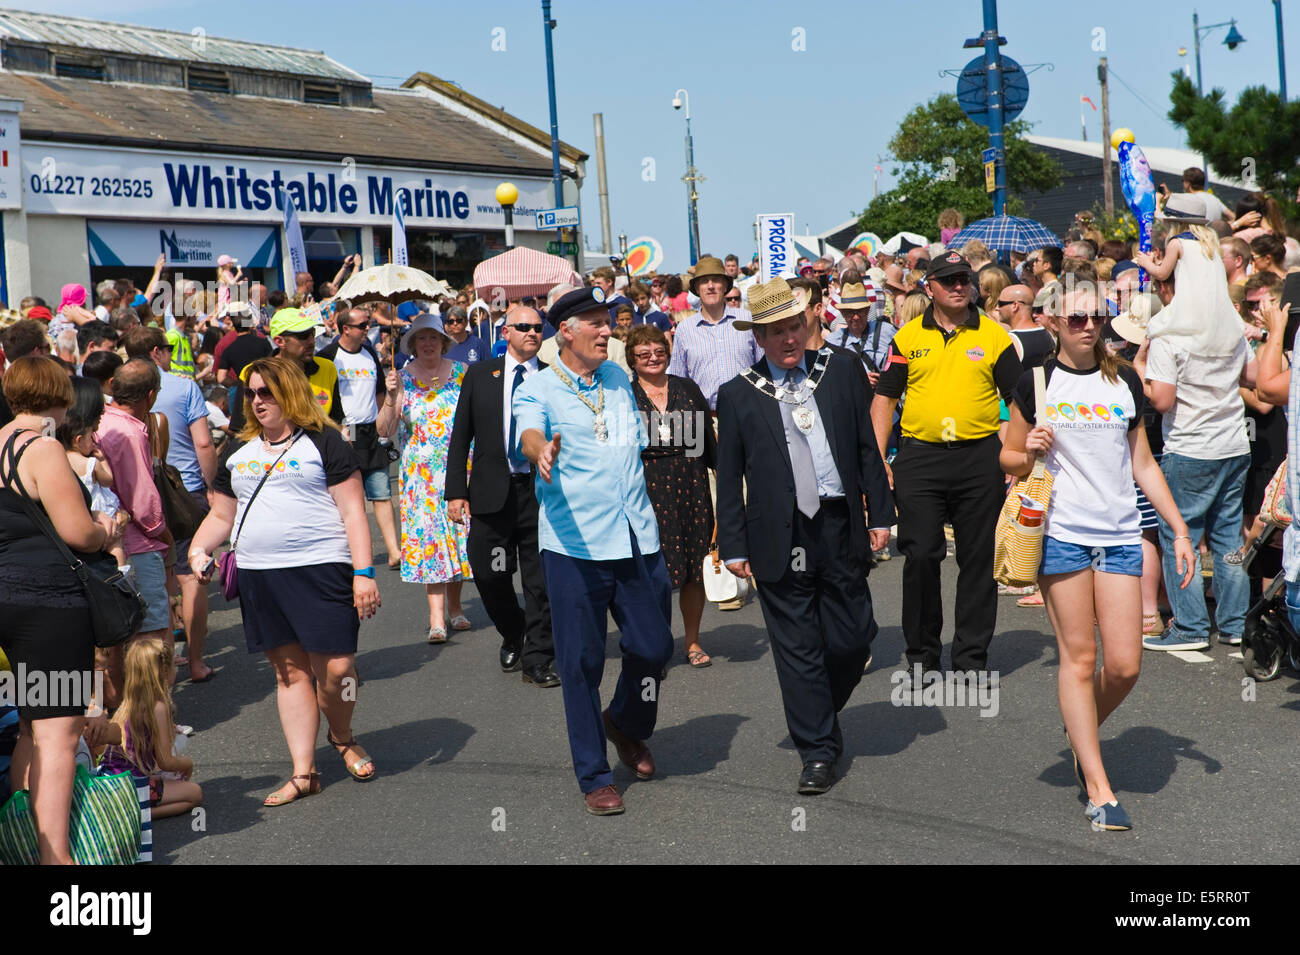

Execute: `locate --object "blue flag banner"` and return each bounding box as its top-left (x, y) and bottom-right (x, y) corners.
top-left (392, 189), bottom-right (409, 266)
top-left (280, 187), bottom-right (308, 275)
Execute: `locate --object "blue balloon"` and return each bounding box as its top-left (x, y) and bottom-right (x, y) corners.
top-left (1117, 141), bottom-right (1156, 284)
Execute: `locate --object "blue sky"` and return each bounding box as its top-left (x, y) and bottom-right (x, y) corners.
top-left (22, 0), bottom-right (1296, 270)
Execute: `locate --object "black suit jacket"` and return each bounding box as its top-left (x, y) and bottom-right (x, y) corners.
top-left (445, 355), bottom-right (546, 514)
top-left (715, 349), bottom-right (895, 583)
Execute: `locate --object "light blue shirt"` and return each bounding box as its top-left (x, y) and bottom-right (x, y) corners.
top-left (513, 356), bottom-right (661, 561)
top-left (765, 358), bottom-right (844, 499)
top-left (152, 370), bottom-right (209, 492)
top-left (667, 307), bottom-right (763, 410)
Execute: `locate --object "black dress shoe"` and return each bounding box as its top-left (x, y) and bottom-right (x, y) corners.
top-left (500, 644), bottom-right (522, 672)
top-left (521, 662), bottom-right (561, 688)
top-left (797, 760), bottom-right (835, 795)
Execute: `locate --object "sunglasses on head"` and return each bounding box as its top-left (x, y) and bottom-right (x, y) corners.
top-left (1065, 313), bottom-right (1107, 331)
top-left (249, 386), bottom-right (277, 403)
top-left (509, 322), bottom-right (544, 333)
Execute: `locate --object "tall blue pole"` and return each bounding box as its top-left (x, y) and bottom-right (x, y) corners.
top-left (685, 117), bottom-right (699, 265)
top-left (982, 0), bottom-right (1006, 217)
top-left (1276, 0), bottom-right (1288, 101)
top-left (541, 1), bottom-right (566, 259)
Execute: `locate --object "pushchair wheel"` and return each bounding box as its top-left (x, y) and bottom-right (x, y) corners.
top-left (1243, 644), bottom-right (1283, 682)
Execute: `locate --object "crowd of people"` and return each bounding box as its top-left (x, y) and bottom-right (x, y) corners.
top-left (1, 167), bottom-right (1298, 858)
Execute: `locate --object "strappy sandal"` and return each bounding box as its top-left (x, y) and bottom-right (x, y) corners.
top-left (449, 614), bottom-right (472, 631)
top-left (328, 732), bottom-right (376, 782)
top-left (427, 626), bottom-right (448, 644)
top-left (687, 648), bottom-right (712, 668)
top-left (263, 772), bottom-right (320, 807)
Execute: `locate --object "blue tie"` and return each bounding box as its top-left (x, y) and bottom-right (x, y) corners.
top-left (508, 364), bottom-right (526, 466)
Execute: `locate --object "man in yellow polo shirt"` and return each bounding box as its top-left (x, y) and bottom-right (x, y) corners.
top-left (870, 251), bottom-right (1021, 676)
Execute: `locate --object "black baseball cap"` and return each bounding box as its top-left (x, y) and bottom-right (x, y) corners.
top-left (925, 251), bottom-right (972, 281)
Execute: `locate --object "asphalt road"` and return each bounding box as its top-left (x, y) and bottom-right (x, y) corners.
top-left (159, 528), bottom-right (1299, 865)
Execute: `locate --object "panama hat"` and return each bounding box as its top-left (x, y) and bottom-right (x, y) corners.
top-left (838, 282), bottom-right (877, 311)
top-left (1111, 291), bottom-right (1163, 345)
top-left (733, 278), bottom-right (806, 330)
top-left (1157, 193), bottom-right (1209, 225)
top-left (689, 255), bottom-right (733, 294)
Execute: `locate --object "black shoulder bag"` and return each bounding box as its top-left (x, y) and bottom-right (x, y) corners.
top-left (1, 432), bottom-right (145, 648)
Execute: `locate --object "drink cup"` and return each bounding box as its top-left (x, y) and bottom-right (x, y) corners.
top-left (1017, 494), bottom-right (1045, 528)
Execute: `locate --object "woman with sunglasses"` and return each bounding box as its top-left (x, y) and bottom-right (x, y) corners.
top-left (189, 357), bottom-right (380, 805)
top-left (1001, 283), bottom-right (1194, 832)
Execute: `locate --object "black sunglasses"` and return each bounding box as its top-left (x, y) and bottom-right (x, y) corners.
top-left (281, 329), bottom-right (315, 340)
top-left (933, 274), bottom-right (971, 288)
top-left (996, 299), bottom-right (1025, 308)
top-left (509, 322), bottom-right (544, 333)
top-left (345, 322), bottom-right (371, 330)
top-left (1065, 313), bottom-right (1106, 330)
top-left (1245, 299), bottom-right (1266, 312)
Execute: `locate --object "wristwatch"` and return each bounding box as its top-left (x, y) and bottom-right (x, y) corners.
top-left (353, 566), bottom-right (375, 578)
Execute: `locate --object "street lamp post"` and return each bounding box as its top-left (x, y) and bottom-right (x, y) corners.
top-left (1275, 0), bottom-right (1288, 102)
top-left (496, 182), bottom-right (518, 250)
top-left (673, 88), bottom-right (702, 266)
top-left (1191, 12), bottom-right (1246, 175)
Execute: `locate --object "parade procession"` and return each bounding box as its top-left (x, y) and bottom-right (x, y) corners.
top-left (0, 0), bottom-right (1297, 915)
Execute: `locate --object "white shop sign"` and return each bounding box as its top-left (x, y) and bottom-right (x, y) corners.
top-left (0, 110), bottom-right (22, 210)
top-left (87, 220), bottom-right (280, 269)
top-left (23, 143), bottom-right (555, 229)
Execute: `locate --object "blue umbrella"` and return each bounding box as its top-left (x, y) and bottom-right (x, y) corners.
top-left (946, 215), bottom-right (1060, 254)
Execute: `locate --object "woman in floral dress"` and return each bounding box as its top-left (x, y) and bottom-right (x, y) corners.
top-left (377, 312), bottom-right (473, 642)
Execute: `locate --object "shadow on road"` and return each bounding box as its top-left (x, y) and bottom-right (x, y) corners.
top-left (1037, 725), bottom-right (1222, 794)
top-left (648, 713), bottom-right (750, 777)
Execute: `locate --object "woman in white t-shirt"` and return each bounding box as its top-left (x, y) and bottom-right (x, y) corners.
top-left (188, 357), bottom-right (382, 806)
top-left (1001, 284), bottom-right (1195, 833)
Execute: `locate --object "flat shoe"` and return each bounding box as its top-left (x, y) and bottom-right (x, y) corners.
top-left (1017, 591), bottom-right (1045, 607)
top-left (449, 614), bottom-right (472, 631)
top-left (264, 772), bottom-right (320, 807)
top-left (687, 648), bottom-right (711, 668)
top-left (327, 731), bottom-right (376, 782)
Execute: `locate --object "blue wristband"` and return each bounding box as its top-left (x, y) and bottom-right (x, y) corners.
top-left (353, 567), bottom-right (375, 578)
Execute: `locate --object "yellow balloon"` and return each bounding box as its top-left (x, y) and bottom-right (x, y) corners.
top-left (1111, 128), bottom-right (1135, 150)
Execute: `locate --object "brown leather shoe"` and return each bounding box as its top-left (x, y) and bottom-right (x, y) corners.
top-left (603, 708), bottom-right (655, 779)
top-left (584, 784), bottom-right (625, 815)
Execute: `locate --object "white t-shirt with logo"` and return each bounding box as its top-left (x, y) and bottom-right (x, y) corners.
top-left (213, 427), bottom-right (360, 569)
top-left (1144, 336), bottom-right (1248, 459)
top-left (1013, 360), bottom-right (1146, 547)
top-left (332, 345), bottom-right (381, 425)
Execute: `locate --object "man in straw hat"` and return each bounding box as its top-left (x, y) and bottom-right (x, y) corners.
top-left (513, 286), bottom-right (674, 816)
top-left (667, 255), bottom-right (761, 411)
top-left (716, 278), bottom-right (895, 794)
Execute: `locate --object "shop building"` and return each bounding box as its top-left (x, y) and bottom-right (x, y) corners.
top-left (0, 9), bottom-right (587, 306)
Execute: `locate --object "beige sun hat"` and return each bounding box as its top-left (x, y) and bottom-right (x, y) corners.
top-left (1111, 291), bottom-right (1163, 345)
top-left (733, 278), bottom-right (806, 330)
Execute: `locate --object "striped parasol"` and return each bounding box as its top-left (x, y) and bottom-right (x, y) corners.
top-left (473, 247), bottom-right (584, 301)
top-left (946, 215), bottom-right (1060, 254)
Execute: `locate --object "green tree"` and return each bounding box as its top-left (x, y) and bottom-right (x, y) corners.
top-left (855, 93), bottom-right (1062, 239)
top-left (1168, 73), bottom-right (1300, 204)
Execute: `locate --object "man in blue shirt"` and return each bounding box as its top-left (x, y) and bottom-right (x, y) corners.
top-left (514, 286), bottom-right (674, 816)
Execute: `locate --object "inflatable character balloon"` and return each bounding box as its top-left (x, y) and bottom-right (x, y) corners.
top-left (1114, 130), bottom-right (1155, 284)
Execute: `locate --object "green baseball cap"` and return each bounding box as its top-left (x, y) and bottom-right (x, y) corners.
top-left (268, 307), bottom-right (315, 337)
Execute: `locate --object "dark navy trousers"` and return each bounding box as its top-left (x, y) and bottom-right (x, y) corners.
top-left (542, 531), bottom-right (674, 792)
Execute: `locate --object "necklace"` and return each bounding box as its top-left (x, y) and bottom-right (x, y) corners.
top-left (741, 348), bottom-right (831, 436)
top-left (551, 362), bottom-right (608, 442)
top-left (407, 360), bottom-right (443, 388)
top-left (640, 380), bottom-right (671, 442)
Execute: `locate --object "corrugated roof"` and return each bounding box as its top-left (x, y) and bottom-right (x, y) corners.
top-left (0, 8), bottom-right (367, 84)
top-left (0, 71), bottom-right (563, 175)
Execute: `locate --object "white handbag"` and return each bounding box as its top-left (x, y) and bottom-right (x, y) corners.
top-left (701, 521), bottom-right (750, 604)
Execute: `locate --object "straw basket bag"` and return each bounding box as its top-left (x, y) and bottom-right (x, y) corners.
top-left (994, 366), bottom-right (1054, 587)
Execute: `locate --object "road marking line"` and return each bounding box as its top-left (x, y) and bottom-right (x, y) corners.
top-left (1168, 650), bottom-right (1215, 663)
top-left (1227, 651), bottom-right (1244, 660)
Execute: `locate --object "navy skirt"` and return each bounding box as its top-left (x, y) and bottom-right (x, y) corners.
top-left (237, 563), bottom-right (360, 655)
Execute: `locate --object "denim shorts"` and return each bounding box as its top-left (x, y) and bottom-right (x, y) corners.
top-left (362, 467), bottom-right (391, 501)
top-left (1040, 537), bottom-right (1143, 577)
top-left (129, 549), bottom-right (171, 632)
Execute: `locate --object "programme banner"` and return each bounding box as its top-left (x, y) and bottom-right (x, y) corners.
top-left (757, 213), bottom-right (794, 282)
top-left (22, 143), bottom-right (555, 229)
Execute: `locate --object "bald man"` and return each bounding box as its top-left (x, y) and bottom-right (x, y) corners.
top-left (996, 284), bottom-right (1054, 369)
top-left (446, 305), bottom-right (558, 686)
